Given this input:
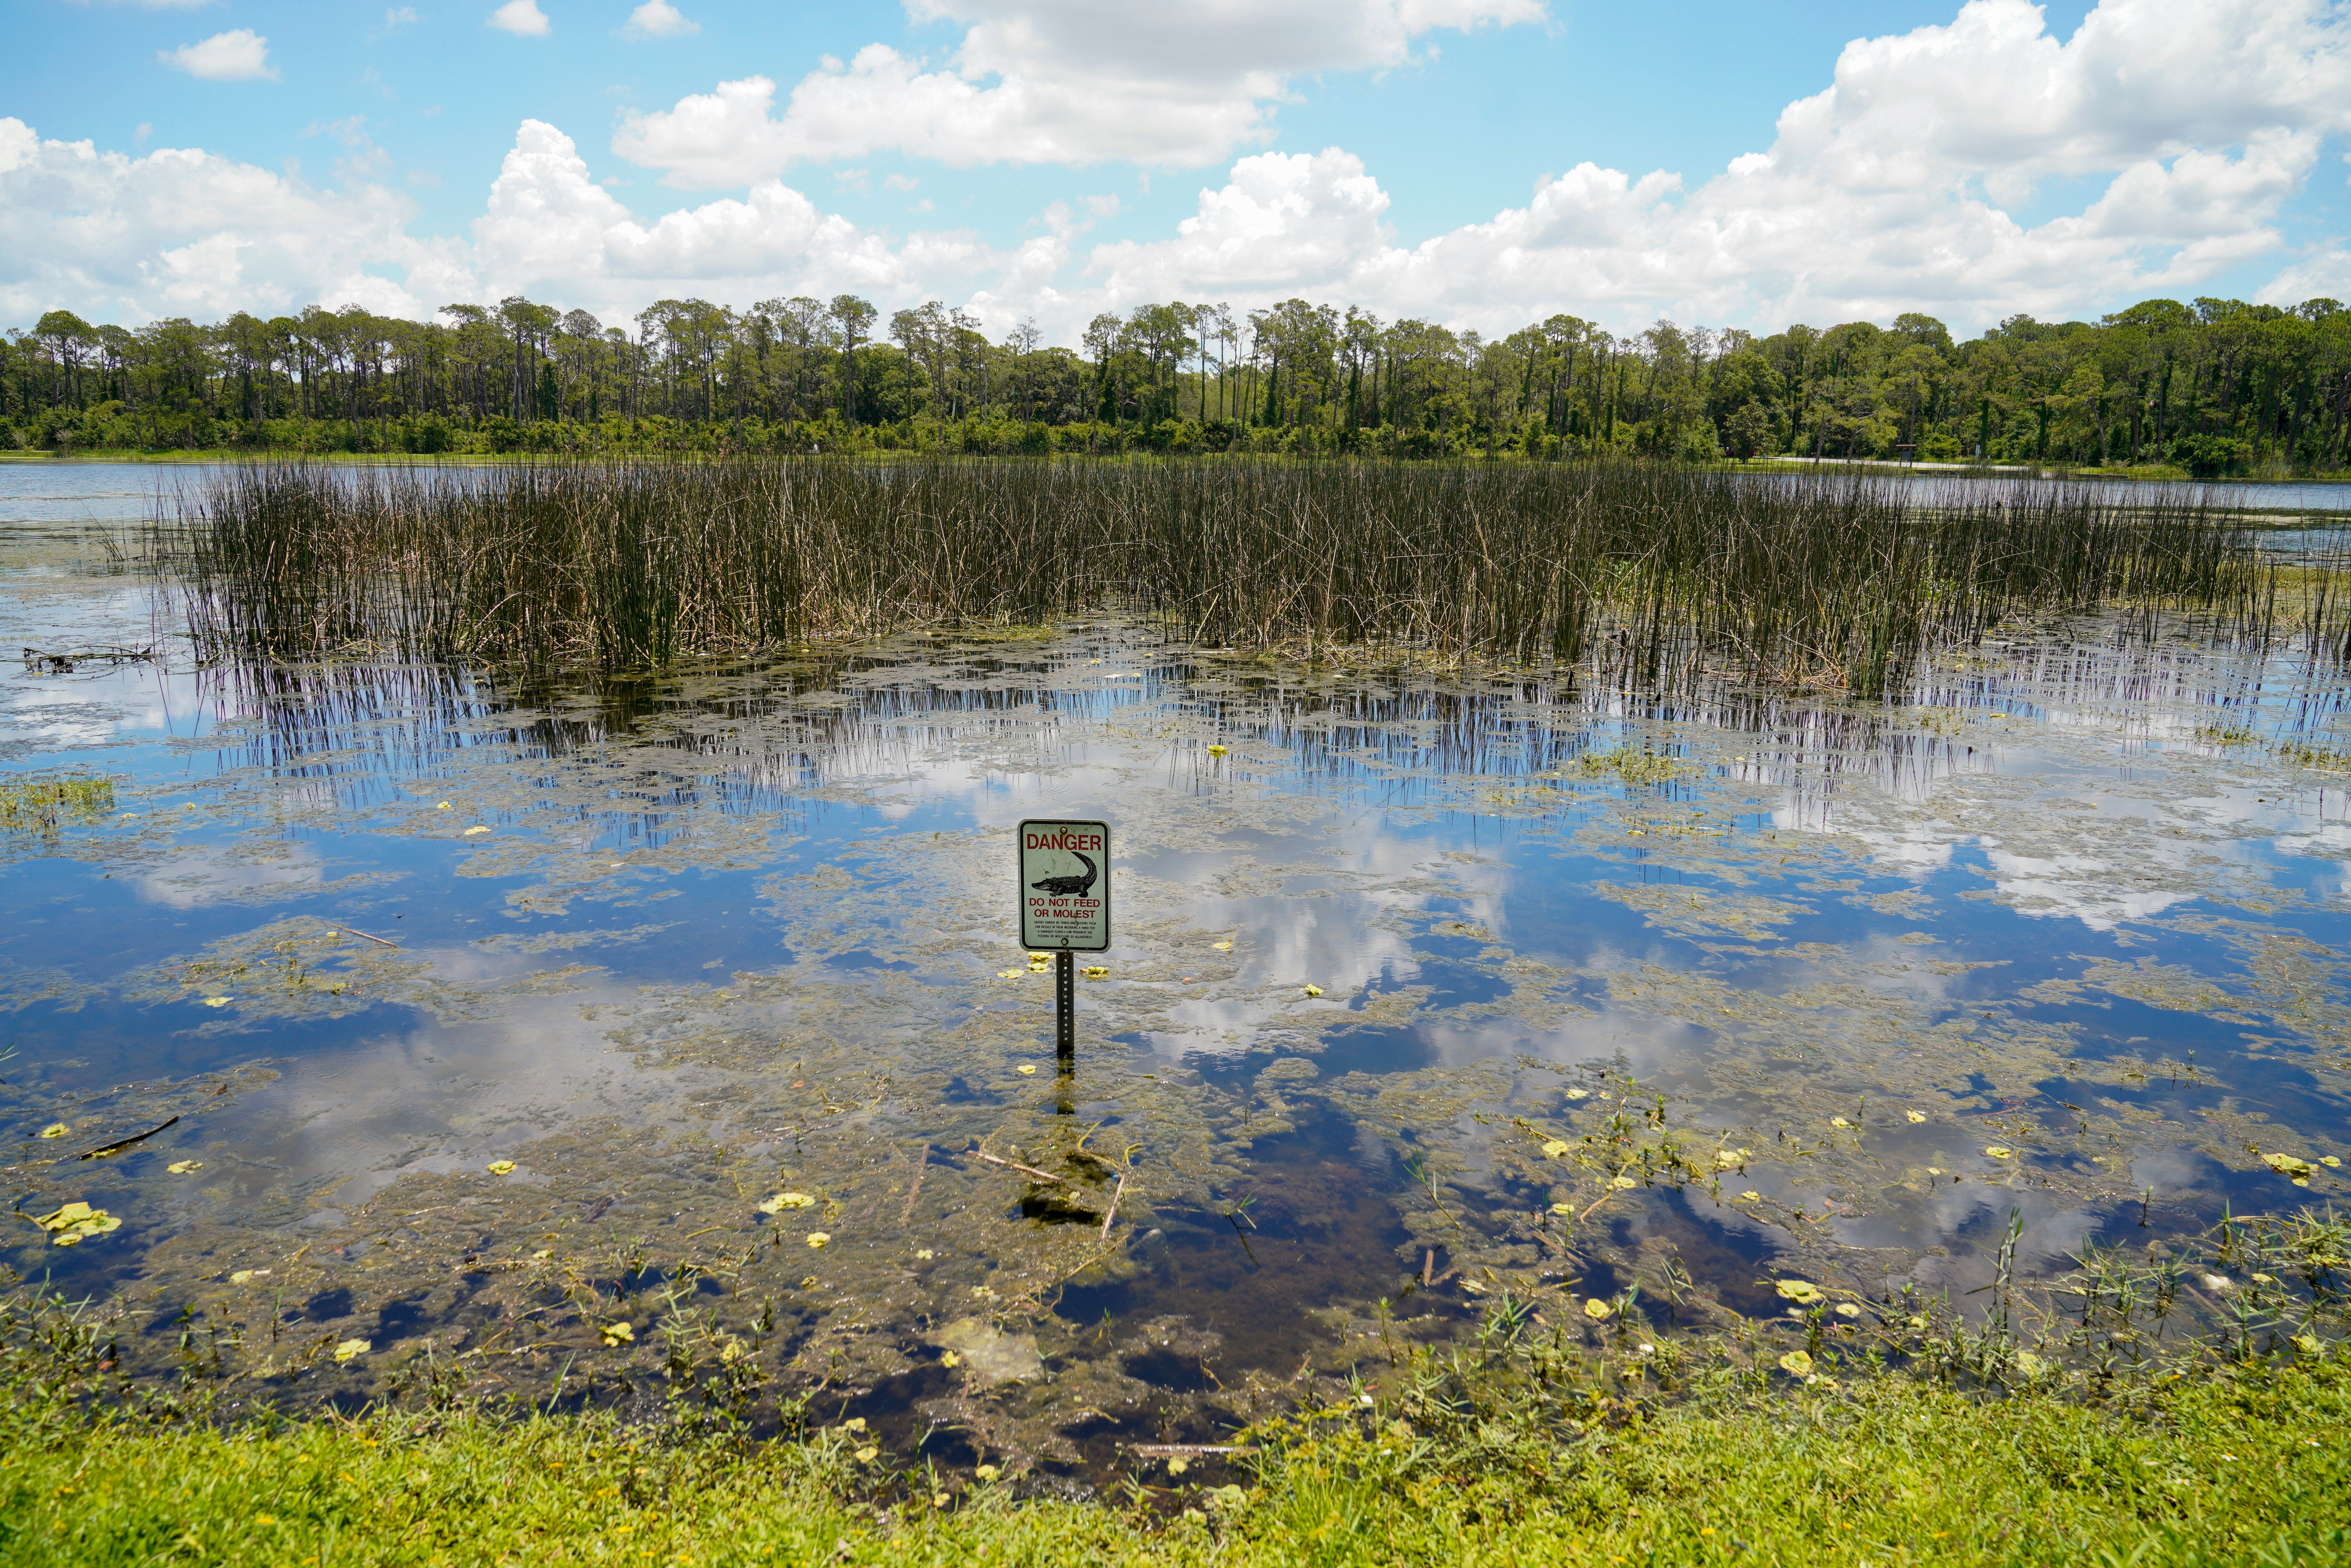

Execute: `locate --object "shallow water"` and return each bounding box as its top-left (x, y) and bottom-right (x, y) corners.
top-left (1760, 466), bottom-right (2351, 518)
top-left (5, 462), bottom-right (2351, 1469)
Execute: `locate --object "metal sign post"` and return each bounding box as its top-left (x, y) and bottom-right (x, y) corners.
top-left (1055, 951), bottom-right (1075, 1058)
top-left (1017, 818), bottom-right (1110, 1065)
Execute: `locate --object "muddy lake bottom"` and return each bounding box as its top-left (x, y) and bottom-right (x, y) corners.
top-left (5, 469), bottom-right (2351, 1482)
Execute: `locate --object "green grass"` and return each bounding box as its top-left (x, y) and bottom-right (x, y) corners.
top-left (3, 1359), bottom-right (2345, 1565)
top-left (8, 1209), bottom-right (2349, 1568)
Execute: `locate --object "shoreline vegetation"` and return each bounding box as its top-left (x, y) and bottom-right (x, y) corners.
top-left (18, 443), bottom-right (2351, 492)
top-left (3, 1355), bottom-right (2344, 1565)
top-left (6, 1194), bottom-right (2349, 1568)
top-left (153, 457), bottom-right (2333, 689)
top-left (12, 291), bottom-right (2351, 480)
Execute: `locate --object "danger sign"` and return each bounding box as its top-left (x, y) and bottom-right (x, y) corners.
top-left (1017, 819), bottom-right (1111, 952)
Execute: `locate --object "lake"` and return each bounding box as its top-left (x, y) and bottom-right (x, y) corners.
top-left (5, 460), bottom-right (2348, 1468)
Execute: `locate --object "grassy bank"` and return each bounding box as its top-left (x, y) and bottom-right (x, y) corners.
top-left (4, 1357), bottom-right (2345, 1565)
top-left (9, 1203), bottom-right (2349, 1568)
top-left (154, 457), bottom-right (2309, 696)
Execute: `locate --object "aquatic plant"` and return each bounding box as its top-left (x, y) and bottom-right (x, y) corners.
top-left (0, 772), bottom-right (116, 838)
top-left (151, 458), bottom-right (2327, 697)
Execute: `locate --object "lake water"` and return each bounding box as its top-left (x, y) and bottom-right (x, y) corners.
top-left (5, 461), bottom-right (2349, 1469)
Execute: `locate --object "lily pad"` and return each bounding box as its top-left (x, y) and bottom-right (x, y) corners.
top-left (2263, 1152), bottom-right (2316, 1185)
top-left (33, 1201), bottom-right (122, 1246)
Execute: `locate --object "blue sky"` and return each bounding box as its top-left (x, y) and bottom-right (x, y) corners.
top-left (5, 1), bottom-right (2349, 342)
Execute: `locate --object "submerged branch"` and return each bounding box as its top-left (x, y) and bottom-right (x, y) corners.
top-left (72, 1116), bottom-right (181, 1162)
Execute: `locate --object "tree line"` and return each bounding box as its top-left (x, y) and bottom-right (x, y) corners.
top-left (7, 291), bottom-right (2350, 473)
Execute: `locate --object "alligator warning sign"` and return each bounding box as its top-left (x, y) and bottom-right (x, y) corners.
top-left (1017, 819), bottom-right (1110, 952)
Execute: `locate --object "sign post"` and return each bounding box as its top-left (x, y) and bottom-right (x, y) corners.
top-left (1017, 818), bottom-right (1110, 1064)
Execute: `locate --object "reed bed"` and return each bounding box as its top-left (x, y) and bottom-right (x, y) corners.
top-left (152, 458), bottom-right (2317, 696)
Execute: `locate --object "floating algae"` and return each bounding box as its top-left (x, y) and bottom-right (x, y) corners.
top-left (5, 493), bottom-right (2351, 1473)
top-left (929, 1317), bottom-right (1045, 1386)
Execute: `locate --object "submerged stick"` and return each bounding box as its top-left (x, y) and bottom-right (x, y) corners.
top-left (1578, 1184), bottom-right (1622, 1223)
top-left (975, 1150), bottom-right (1068, 1187)
top-left (901, 1143), bottom-right (929, 1222)
top-left (22, 645), bottom-right (156, 669)
top-left (1099, 1172), bottom-right (1127, 1238)
top-left (324, 921), bottom-right (400, 948)
top-left (73, 1115), bottom-right (180, 1161)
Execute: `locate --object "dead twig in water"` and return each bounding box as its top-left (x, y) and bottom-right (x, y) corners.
top-left (1098, 1172), bottom-right (1127, 1238)
top-left (900, 1143), bottom-right (929, 1222)
top-left (323, 921), bottom-right (399, 948)
top-left (1578, 1179), bottom-right (1629, 1224)
top-left (975, 1150), bottom-right (1069, 1187)
top-left (23, 645), bottom-right (156, 672)
top-left (74, 1115), bottom-right (180, 1162)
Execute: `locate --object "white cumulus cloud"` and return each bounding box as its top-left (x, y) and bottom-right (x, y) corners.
top-left (159, 28), bottom-right (277, 81)
top-left (11, 0), bottom-right (2351, 342)
top-left (615, 0), bottom-right (1546, 185)
top-left (487, 0), bottom-right (550, 38)
top-left (0, 117), bottom-right (469, 324)
top-left (471, 121), bottom-right (1000, 312)
top-left (622, 1), bottom-right (697, 38)
top-left (1085, 0), bottom-right (2351, 331)
top-left (2262, 246), bottom-right (2351, 306)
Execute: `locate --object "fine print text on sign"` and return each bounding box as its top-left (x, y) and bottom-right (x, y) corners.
top-left (1018, 819), bottom-right (1110, 952)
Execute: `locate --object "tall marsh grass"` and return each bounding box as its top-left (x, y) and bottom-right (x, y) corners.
top-left (153, 458), bottom-right (2317, 695)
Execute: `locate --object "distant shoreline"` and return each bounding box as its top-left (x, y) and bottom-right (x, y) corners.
top-left (9, 447), bottom-right (2351, 489)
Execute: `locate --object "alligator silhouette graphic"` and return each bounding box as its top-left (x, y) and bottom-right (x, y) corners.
top-left (1029, 851), bottom-right (1098, 898)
